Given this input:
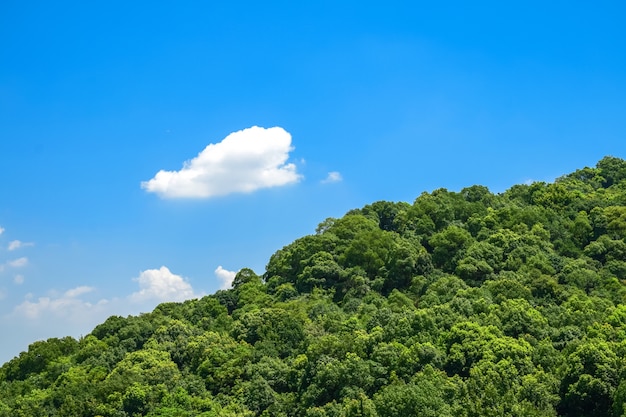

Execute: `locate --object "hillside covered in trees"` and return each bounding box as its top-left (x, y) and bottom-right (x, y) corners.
top-left (2, 157), bottom-right (626, 416)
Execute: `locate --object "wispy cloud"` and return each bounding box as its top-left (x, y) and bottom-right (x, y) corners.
top-left (8, 240), bottom-right (34, 251)
top-left (321, 171), bottom-right (343, 184)
top-left (215, 266), bottom-right (237, 290)
top-left (14, 275), bottom-right (24, 285)
top-left (0, 226), bottom-right (4, 235)
top-left (7, 257), bottom-right (28, 268)
top-left (142, 126), bottom-right (302, 198)
top-left (13, 286), bottom-right (97, 320)
top-left (65, 286), bottom-right (95, 298)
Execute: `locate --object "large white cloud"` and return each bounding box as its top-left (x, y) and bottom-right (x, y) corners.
top-left (130, 266), bottom-right (199, 302)
top-left (141, 126), bottom-right (302, 198)
top-left (215, 266), bottom-right (237, 290)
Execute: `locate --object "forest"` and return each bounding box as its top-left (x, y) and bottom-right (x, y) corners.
top-left (2, 156), bottom-right (626, 416)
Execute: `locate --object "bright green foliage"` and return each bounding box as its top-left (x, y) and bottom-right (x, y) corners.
top-left (2, 156), bottom-right (626, 416)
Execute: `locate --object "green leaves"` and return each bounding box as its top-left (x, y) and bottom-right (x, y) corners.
top-left (559, 340), bottom-right (620, 417)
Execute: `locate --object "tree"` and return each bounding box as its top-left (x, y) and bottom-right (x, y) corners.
top-left (429, 226), bottom-right (473, 272)
top-left (596, 156), bottom-right (626, 187)
top-left (558, 340), bottom-right (620, 417)
top-left (373, 366), bottom-right (460, 417)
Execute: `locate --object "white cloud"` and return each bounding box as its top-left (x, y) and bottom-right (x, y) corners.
top-left (14, 275), bottom-right (24, 285)
top-left (215, 266), bottom-right (237, 290)
top-left (65, 286), bottom-right (95, 298)
top-left (142, 126), bottom-right (302, 199)
top-left (7, 257), bottom-right (28, 268)
top-left (8, 240), bottom-right (34, 251)
top-left (130, 266), bottom-right (198, 302)
top-left (8, 292), bottom-right (116, 363)
top-left (0, 226), bottom-right (4, 235)
top-left (13, 286), bottom-right (98, 320)
top-left (4, 266), bottom-right (205, 363)
top-left (10, 267), bottom-right (199, 323)
top-left (321, 171), bottom-right (343, 184)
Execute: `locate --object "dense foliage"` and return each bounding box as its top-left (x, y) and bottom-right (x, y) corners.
top-left (3, 156), bottom-right (626, 416)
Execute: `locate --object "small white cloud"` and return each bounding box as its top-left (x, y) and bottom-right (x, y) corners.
top-left (64, 286), bottom-right (95, 298)
top-left (0, 226), bottom-right (4, 235)
top-left (8, 240), bottom-right (34, 251)
top-left (321, 171), bottom-right (343, 184)
top-left (14, 275), bottom-right (24, 285)
top-left (215, 266), bottom-right (237, 290)
top-left (142, 126), bottom-right (302, 199)
top-left (7, 257), bottom-right (28, 268)
top-left (130, 266), bottom-right (198, 302)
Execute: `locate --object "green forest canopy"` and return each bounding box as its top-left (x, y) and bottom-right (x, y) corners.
top-left (3, 156), bottom-right (626, 416)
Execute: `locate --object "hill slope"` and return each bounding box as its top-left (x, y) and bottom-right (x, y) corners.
top-left (2, 156), bottom-right (626, 416)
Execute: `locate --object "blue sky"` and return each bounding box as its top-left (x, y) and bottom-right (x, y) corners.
top-left (0, 0), bottom-right (625, 362)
